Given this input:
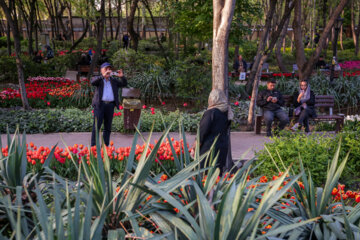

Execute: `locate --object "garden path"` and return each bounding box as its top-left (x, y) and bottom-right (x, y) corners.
top-left (1, 132), bottom-right (271, 161)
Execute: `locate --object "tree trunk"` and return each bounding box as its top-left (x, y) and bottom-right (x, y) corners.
top-left (109, 0), bottom-right (114, 40)
top-left (6, 21), bottom-right (11, 55)
top-left (67, 3), bottom-right (75, 44)
top-left (212, 0), bottom-right (236, 169)
top-left (28, 0), bottom-right (36, 55)
top-left (276, 18), bottom-right (289, 72)
top-left (353, 0), bottom-right (360, 55)
top-left (70, 21), bottom-right (89, 51)
top-left (294, 0), bottom-right (349, 81)
top-left (0, 0), bottom-right (30, 109)
top-left (88, 1), bottom-right (105, 79)
top-left (115, 0), bottom-right (121, 40)
top-left (127, 0), bottom-right (140, 51)
top-left (323, 0), bottom-right (327, 28)
top-left (136, 6), bottom-right (141, 37)
top-left (247, 0), bottom-right (294, 129)
top-left (35, 21), bottom-right (38, 51)
top-left (16, 5), bottom-right (23, 39)
top-left (142, 0), bottom-right (168, 63)
top-left (293, 0), bottom-right (306, 72)
top-left (351, 0), bottom-right (357, 48)
top-left (141, 2), bottom-right (146, 39)
top-left (245, 0), bottom-right (278, 94)
top-left (340, 24), bottom-right (344, 50)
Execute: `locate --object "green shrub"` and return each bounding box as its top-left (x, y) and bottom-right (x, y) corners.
top-left (239, 40), bottom-right (258, 61)
top-left (138, 38), bottom-right (165, 52)
top-left (111, 48), bottom-right (164, 79)
top-left (255, 129), bottom-right (360, 187)
top-left (0, 108), bottom-right (202, 134)
top-left (0, 36), bottom-right (12, 48)
top-left (0, 55), bottom-right (67, 84)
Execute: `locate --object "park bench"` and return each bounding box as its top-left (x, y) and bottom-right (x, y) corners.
top-left (255, 95), bottom-right (344, 134)
top-left (77, 65), bottom-right (100, 81)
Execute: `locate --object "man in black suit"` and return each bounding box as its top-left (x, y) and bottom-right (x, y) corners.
top-left (91, 62), bottom-right (127, 146)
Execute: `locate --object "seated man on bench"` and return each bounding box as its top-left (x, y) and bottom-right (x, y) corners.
top-left (257, 79), bottom-right (289, 137)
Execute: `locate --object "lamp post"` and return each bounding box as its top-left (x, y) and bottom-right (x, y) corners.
top-left (330, 17), bottom-right (344, 83)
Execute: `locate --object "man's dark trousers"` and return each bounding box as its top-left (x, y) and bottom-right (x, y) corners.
top-left (91, 101), bottom-right (115, 146)
top-left (264, 109), bottom-right (289, 135)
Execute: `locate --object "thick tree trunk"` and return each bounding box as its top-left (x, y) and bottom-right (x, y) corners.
top-left (293, 0), bottom-right (306, 71)
top-left (293, 0), bottom-right (349, 81)
top-left (88, 1), bottom-right (105, 79)
top-left (127, 0), bottom-right (140, 51)
top-left (212, 0), bottom-right (236, 169)
top-left (275, 18), bottom-right (289, 72)
top-left (0, 0), bottom-right (30, 109)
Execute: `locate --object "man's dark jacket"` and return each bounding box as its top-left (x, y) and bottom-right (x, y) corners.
top-left (257, 89), bottom-right (285, 111)
top-left (91, 75), bottom-right (127, 110)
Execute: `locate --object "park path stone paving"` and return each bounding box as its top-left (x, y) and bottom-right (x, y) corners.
top-left (0, 132), bottom-right (271, 160)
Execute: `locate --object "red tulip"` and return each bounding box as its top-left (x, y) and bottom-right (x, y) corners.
top-left (234, 101), bottom-right (239, 106)
top-left (183, 103), bottom-right (188, 107)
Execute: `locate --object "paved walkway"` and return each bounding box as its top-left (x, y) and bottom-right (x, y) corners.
top-left (0, 132), bottom-right (271, 160)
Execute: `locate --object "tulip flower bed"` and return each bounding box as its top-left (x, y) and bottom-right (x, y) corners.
top-left (0, 77), bottom-right (91, 108)
top-left (1, 126), bottom-right (360, 239)
top-left (1, 138), bottom-right (189, 178)
top-left (339, 60), bottom-right (360, 70)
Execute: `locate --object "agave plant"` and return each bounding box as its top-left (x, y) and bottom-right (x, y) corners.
top-left (264, 140), bottom-right (360, 239)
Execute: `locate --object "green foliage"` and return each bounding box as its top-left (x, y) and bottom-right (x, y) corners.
top-left (0, 36), bottom-right (12, 48)
top-left (130, 64), bottom-right (176, 101)
top-left (255, 130), bottom-right (360, 187)
top-left (173, 54), bottom-right (212, 104)
top-left (0, 55), bottom-right (66, 84)
top-left (112, 49), bottom-right (212, 105)
top-left (0, 108), bottom-right (202, 134)
top-left (111, 48), bottom-right (164, 80)
top-left (0, 108), bottom-right (93, 134)
top-left (255, 133), bottom-right (334, 186)
top-left (138, 38), bottom-right (166, 52)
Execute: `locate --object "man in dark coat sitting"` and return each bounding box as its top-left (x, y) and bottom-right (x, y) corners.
top-left (257, 79), bottom-right (289, 137)
top-left (91, 62), bottom-right (127, 146)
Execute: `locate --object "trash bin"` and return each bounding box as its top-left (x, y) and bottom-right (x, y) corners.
top-left (122, 88), bottom-right (141, 130)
